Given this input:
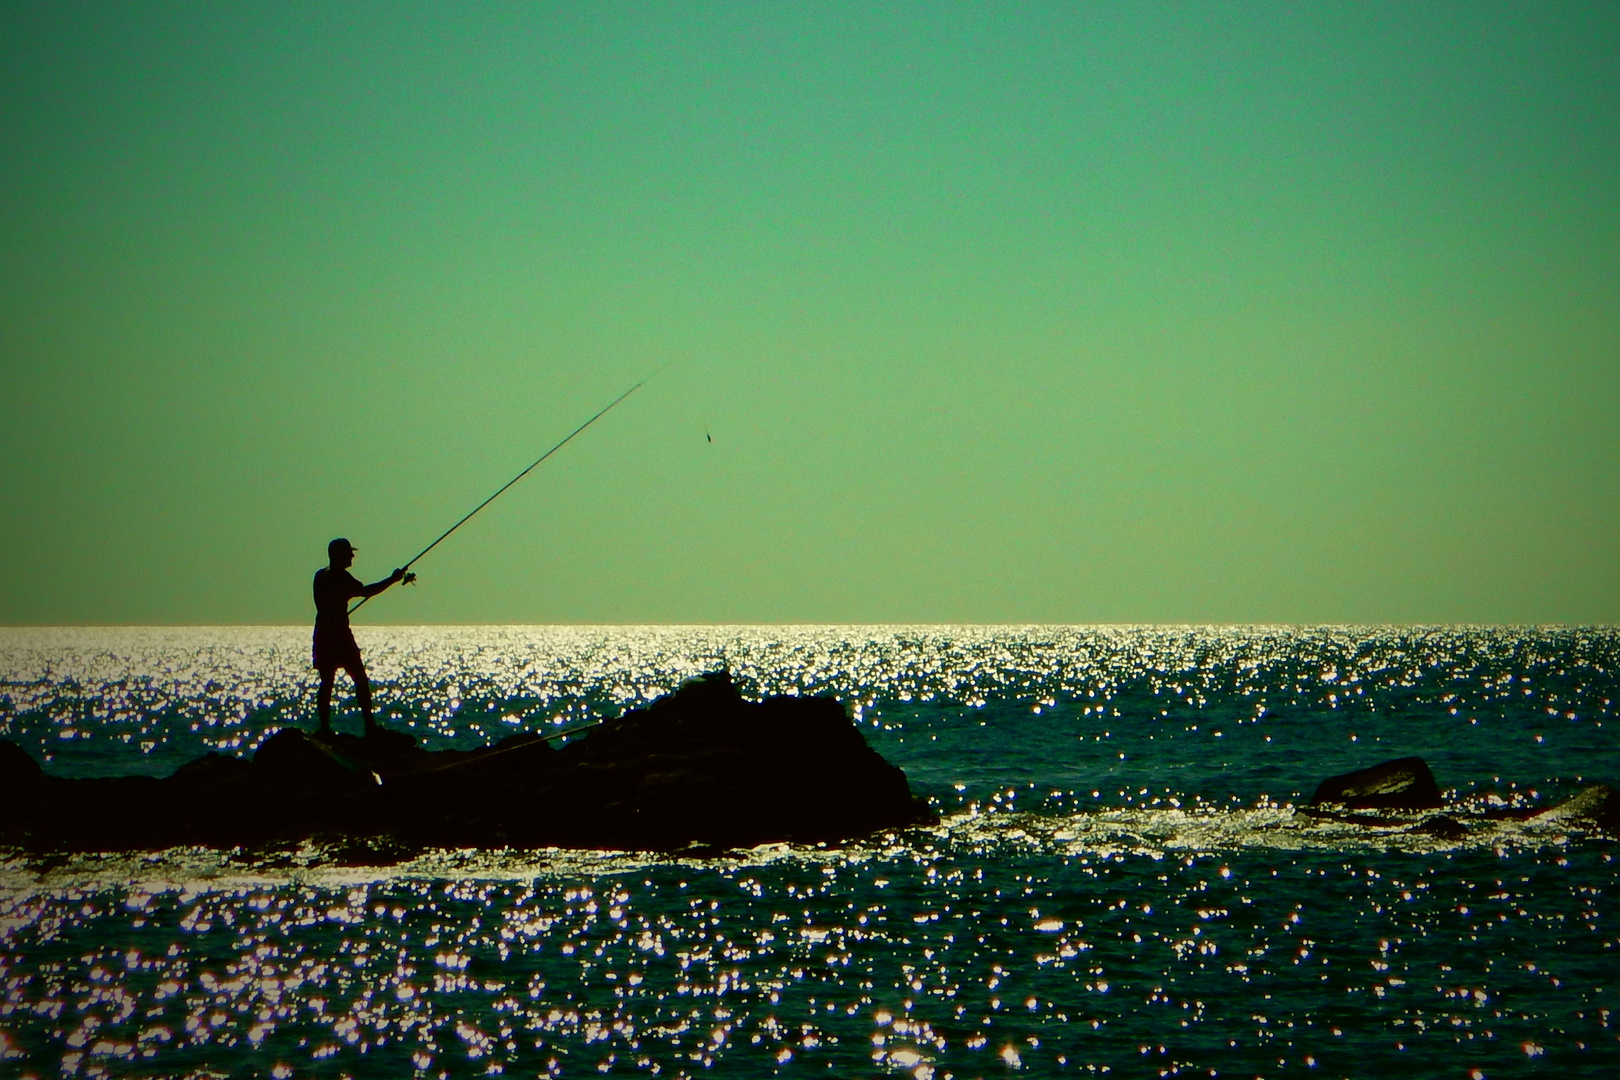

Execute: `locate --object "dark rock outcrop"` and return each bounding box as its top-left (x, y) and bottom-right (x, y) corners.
top-left (0, 739), bottom-right (43, 789)
top-left (1411, 814), bottom-right (1467, 841)
top-left (0, 672), bottom-right (937, 855)
top-left (1309, 756), bottom-right (1443, 811)
top-left (1531, 782), bottom-right (1620, 835)
top-left (1304, 756), bottom-right (1618, 840)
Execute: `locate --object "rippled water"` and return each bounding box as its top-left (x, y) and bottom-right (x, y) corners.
top-left (2, 625), bottom-right (1617, 1077)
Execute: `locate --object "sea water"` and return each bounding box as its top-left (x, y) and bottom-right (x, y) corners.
top-left (1, 625), bottom-right (1616, 1079)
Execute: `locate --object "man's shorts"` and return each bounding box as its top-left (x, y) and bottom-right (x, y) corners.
top-left (313, 624), bottom-right (364, 673)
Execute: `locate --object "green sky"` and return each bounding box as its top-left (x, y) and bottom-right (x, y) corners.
top-left (2, 1), bottom-right (1616, 625)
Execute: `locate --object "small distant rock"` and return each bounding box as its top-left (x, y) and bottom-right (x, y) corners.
top-left (1533, 784), bottom-right (1619, 836)
top-left (1310, 757), bottom-right (1442, 811)
top-left (1411, 814), bottom-right (1468, 841)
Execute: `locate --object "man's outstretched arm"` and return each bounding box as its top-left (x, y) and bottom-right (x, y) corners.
top-left (360, 568), bottom-right (415, 598)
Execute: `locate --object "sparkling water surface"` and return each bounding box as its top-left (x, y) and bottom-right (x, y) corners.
top-left (2, 626), bottom-right (1617, 1078)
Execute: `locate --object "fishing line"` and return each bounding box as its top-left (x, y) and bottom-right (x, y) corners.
top-left (349, 372), bottom-right (658, 615)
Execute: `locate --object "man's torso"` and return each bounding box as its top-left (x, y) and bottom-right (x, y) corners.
top-left (313, 567), bottom-right (363, 628)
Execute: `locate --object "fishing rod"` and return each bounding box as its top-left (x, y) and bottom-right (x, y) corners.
top-left (350, 373), bottom-right (655, 615)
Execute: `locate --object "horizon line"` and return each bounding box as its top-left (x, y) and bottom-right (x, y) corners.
top-left (0, 621), bottom-right (1614, 631)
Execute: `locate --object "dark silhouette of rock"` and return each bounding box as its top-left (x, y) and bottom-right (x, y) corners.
top-left (0, 672), bottom-right (937, 855)
top-left (1303, 757), bottom-right (1618, 840)
top-left (0, 740), bottom-right (42, 788)
top-left (253, 728), bottom-right (376, 789)
top-left (168, 752), bottom-right (253, 788)
top-left (1411, 814), bottom-right (1467, 841)
top-left (1532, 783), bottom-right (1620, 836)
top-left (1310, 757), bottom-right (1443, 810)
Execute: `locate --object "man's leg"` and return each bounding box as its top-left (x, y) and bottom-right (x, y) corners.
top-left (348, 659), bottom-right (378, 736)
top-left (316, 668), bottom-right (336, 734)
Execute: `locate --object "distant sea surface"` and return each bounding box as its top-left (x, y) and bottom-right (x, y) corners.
top-left (2, 625), bottom-right (1618, 1078)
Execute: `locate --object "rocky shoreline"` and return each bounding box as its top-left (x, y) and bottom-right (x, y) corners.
top-left (0, 672), bottom-right (937, 854)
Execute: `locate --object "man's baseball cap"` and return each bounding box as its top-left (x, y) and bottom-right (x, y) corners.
top-left (328, 538), bottom-right (356, 558)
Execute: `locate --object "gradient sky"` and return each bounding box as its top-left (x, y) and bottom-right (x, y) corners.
top-left (2, 1), bottom-right (1617, 625)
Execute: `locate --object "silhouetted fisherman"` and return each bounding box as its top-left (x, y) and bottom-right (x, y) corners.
top-left (313, 538), bottom-right (413, 736)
